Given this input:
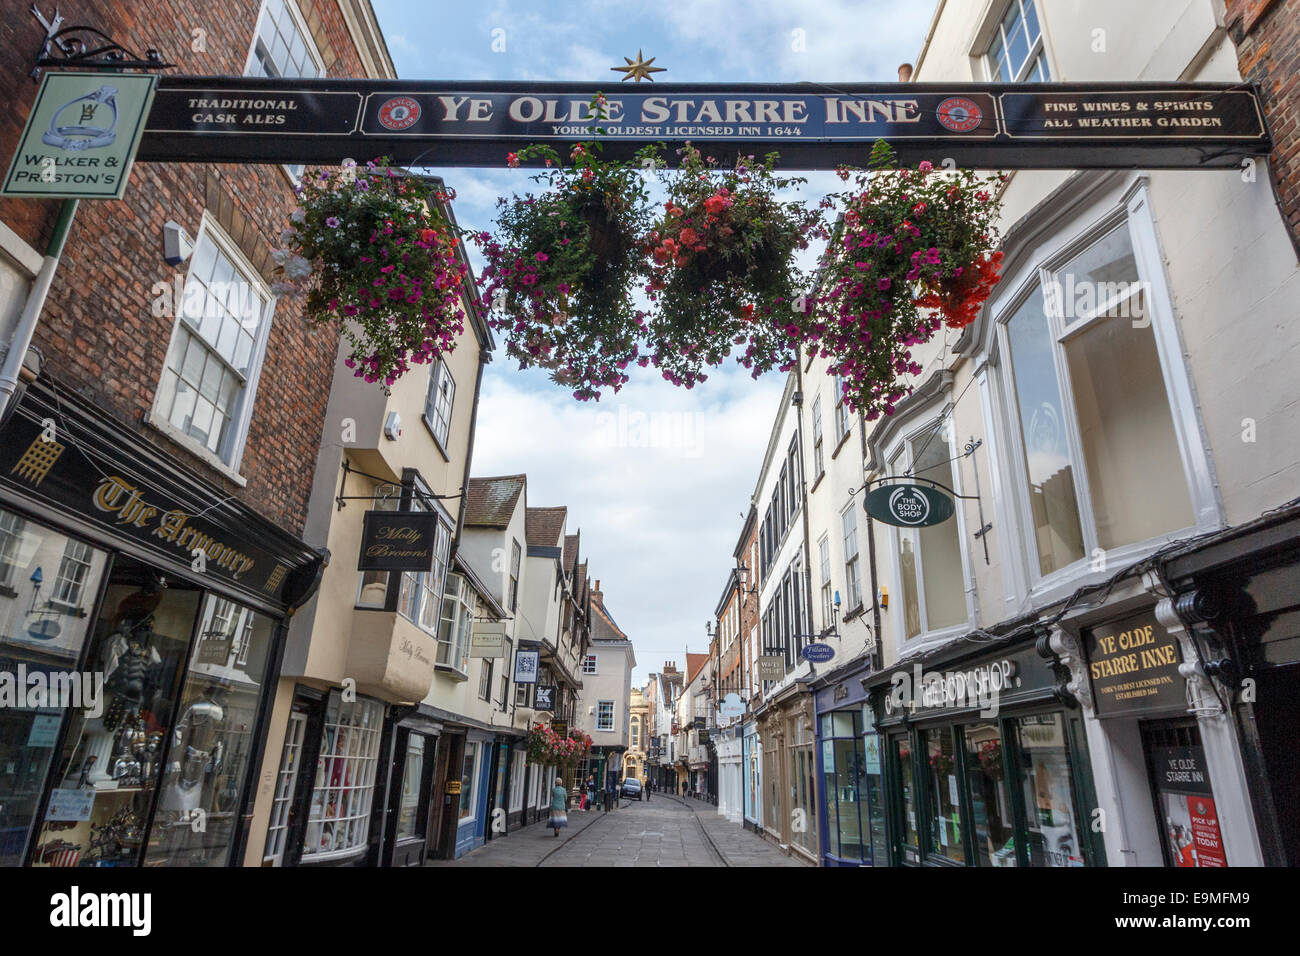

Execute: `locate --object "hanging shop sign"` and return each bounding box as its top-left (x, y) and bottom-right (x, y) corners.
top-left (0, 382), bottom-right (320, 610)
top-left (534, 685), bottom-right (556, 711)
top-left (864, 482), bottom-right (955, 528)
top-left (801, 642), bottom-right (836, 663)
top-left (550, 719), bottom-right (568, 736)
top-left (469, 628), bottom-right (506, 658)
top-left (4, 70), bottom-right (158, 199)
top-left (135, 77), bottom-right (1269, 170)
top-left (513, 649), bottom-right (539, 684)
top-left (357, 509), bottom-right (439, 572)
top-left (719, 692), bottom-right (745, 717)
top-left (757, 655), bottom-right (785, 682)
top-left (1150, 745), bottom-right (1227, 867)
top-left (1083, 609), bottom-right (1184, 718)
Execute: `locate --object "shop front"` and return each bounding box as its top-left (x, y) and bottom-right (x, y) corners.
top-left (867, 637), bottom-right (1104, 868)
top-left (1155, 503), bottom-right (1300, 867)
top-left (715, 724), bottom-right (743, 822)
top-left (754, 682), bottom-right (818, 862)
top-left (814, 660), bottom-right (886, 867)
top-left (742, 720), bottom-right (761, 831)
top-left (0, 379), bottom-right (322, 868)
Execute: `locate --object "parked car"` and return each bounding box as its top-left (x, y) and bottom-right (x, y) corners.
top-left (620, 778), bottom-right (643, 800)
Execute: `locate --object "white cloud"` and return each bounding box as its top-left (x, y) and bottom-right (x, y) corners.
top-left (470, 360), bottom-right (787, 680)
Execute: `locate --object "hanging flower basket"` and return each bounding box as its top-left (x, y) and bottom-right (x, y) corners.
top-left (525, 723), bottom-right (592, 768)
top-left (478, 129), bottom-right (659, 402)
top-left (643, 145), bottom-right (827, 389)
top-left (274, 158), bottom-right (470, 387)
top-left (796, 141), bottom-right (1005, 422)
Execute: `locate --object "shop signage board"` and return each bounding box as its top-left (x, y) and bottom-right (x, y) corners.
top-left (551, 719), bottom-right (568, 736)
top-left (3, 71), bottom-right (158, 199)
top-left (513, 649), bottom-right (539, 683)
top-left (469, 628), bottom-right (506, 658)
top-left (879, 646), bottom-right (1055, 720)
top-left (864, 483), bottom-right (956, 528)
top-left (357, 509), bottom-right (440, 572)
top-left (0, 384), bottom-right (319, 610)
top-left (446, 780), bottom-right (462, 795)
top-left (1083, 609), bottom-right (1183, 718)
top-left (802, 642), bottom-right (836, 663)
top-left (1151, 745), bottom-right (1228, 867)
top-left (757, 655), bottom-right (785, 681)
top-left (534, 685), bottom-right (556, 711)
top-left (137, 77), bottom-right (1269, 170)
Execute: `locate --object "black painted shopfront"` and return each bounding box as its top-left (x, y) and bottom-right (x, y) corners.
top-left (866, 636), bottom-right (1104, 868)
top-left (0, 378), bottom-right (323, 868)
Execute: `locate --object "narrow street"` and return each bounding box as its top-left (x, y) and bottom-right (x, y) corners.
top-left (428, 796), bottom-right (808, 868)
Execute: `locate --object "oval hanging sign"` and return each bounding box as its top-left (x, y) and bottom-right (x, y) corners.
top-left (865, 483), bottom-right (955, 528)
top-left (802, 643), bottom-right (835, 663)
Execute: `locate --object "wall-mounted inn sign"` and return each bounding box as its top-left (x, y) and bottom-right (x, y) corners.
top-left (1083, 609), bottom-right (1184, 718)
top-left (357, 509), bottom-right (439, 572)
top-left (132, 77), bottom-right (1271, 170)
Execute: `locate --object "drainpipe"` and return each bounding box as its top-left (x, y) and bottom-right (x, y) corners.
top-left (0, 199), bottom-right (78, 419)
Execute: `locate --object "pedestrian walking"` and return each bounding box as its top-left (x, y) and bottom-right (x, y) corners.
top-left (585, 774), bottom-right (597, 812)
top-left (547, 776), bottom-right (568, 837)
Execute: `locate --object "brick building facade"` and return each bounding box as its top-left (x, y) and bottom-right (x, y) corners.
top-left (0, 1), bottom-right (395, 869)
top-left (1226, 0), bottom-right (1300, 251)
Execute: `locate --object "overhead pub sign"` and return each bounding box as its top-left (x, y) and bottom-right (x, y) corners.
top-left (136, 78), bottom-right (1270, 171)
top-left (4, 71), bottom-right (157, 199)
top-left (357, 509), bottom-right (439, 572)
top-left (1083, 609), bottom-right (1184, 718)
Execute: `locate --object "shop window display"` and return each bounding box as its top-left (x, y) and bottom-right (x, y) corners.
top-left (820, 708), bottom-right (887, 865)
top-left (1014, 713), bottom-right (1084, 867)
top-left (925, 727), bottom-right (966, 863)
top-left (301, 692), bottom-right (384, 861)
top-left (894, 737), bottom-right (920, 864)
top-left (0, 511), bottom-right (109, 866)
top-left (963, 721), bottom-right (1018, 866)
top-left (32, 557), bottom-right (201, 868)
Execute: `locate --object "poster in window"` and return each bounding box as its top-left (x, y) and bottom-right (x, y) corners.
top-left (1152, 746), bottom-right (1227, 867)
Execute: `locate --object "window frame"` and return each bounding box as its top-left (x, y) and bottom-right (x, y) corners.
top-left (508, 538), bottom-right (521, 612)
top-left (424, 358), bottom-right (456, 452)
top-left (981, 0), bottom-right (1051, 84)
top-left (582, 653), bottom-right (597, 675)
top-left (812, 394), bottom-right (825, 479)
top-left (148, 213), bottom-right (276, 478)
top-left (596, 700), bottom-right (615, 732)
top-left (840, 504), bottom-right (863, 612)
top-left (243, 0), bottom-right (325, 183)
top-left (883, 415), bottom-right (975, 646)
top-left (987, 182), bottom-right (1219, 601)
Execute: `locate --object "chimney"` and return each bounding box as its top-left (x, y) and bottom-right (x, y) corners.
top-left (592, 579), bottom-right (603, 606)
top-left (898, 62), bottom-right (913, 82)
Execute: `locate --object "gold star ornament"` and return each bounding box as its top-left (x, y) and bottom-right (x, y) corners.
top-left (611, 50), bottom-right (666, 83)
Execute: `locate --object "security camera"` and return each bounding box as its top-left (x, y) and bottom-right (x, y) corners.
top-left (163, 221), bottom-right (194, 267)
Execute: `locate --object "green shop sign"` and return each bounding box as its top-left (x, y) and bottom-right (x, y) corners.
top-left (3, 71), bottom-right (157, 200)
top-left (864, 482), bottom-right (955, 528)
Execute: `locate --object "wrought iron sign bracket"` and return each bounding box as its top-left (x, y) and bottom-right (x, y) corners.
top-left (30, 6), bottom-right (173, 80)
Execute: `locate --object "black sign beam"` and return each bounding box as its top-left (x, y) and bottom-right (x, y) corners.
top-left (137, 78), bottom-right (1271, 170)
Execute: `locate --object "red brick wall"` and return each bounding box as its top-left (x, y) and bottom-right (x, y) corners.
top-left (0, 1), bottom-right (373, 535)
top-left (1227, 0), bottom-right (1300, 248)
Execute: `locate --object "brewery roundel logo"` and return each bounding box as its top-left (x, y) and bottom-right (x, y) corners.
top-left (936, 96), bottom-right (983, 133)
top-left (378, 96), bottom-right (421, 131)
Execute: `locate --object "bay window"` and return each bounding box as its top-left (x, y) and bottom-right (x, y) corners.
top-left (437, 573), bottom-right (476, 675)
top-left (999, 215), bottom-right (1197, 582)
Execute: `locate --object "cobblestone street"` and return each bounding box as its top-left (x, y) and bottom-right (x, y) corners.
top-left (427, 795), bottom-right (810, 868)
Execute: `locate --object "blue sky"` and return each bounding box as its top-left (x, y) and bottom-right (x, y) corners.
top-left (371, 0), bottom-right (936, 684)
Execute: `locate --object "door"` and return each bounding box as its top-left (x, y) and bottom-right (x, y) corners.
top-left (389, 730), bottom-right (434, 867)
top-left (428, 734), bottom-right (462, 860)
